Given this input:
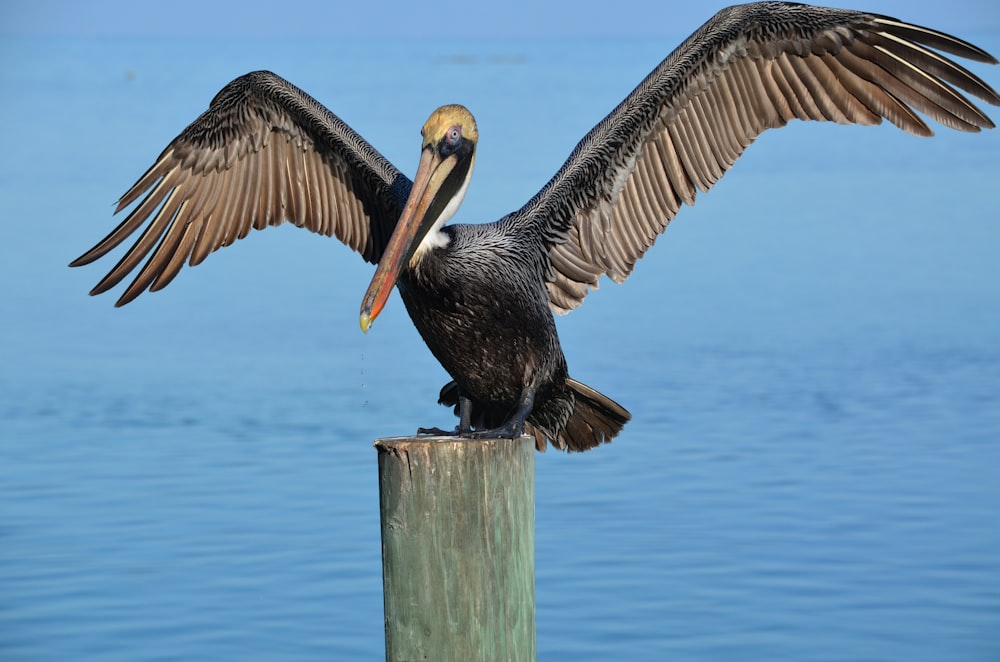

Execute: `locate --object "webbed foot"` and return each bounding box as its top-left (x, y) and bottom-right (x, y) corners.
top-left (460, 420), bottom-right (524, 440)
top-left (417, 426), bottom-right (459, 436)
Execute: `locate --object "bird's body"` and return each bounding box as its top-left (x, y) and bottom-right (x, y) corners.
top-left (398, 222), bottom-right (577, 441)
top-left (396, 220), bottom-right (629, 450)
top-left (72, 3), bottom-right (998, 451)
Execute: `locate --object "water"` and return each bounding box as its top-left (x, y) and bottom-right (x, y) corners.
top-left (2, 30), bottom-right (999, 660)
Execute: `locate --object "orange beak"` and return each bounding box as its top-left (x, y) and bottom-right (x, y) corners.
top-left (359, 145), bottom-right (458, 333)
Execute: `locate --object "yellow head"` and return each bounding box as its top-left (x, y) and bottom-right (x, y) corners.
top-left (421, 104), bottom-right (479, 150)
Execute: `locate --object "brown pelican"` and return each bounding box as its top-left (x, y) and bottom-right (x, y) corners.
top-left (71, 3), bottom-right (998, 452)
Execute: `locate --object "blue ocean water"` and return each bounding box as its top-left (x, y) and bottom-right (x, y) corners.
top-left (1, 29), bottom-right (999, 660)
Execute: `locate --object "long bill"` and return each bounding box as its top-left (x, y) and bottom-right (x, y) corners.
top-left (359, 146), bottom-right (457, 333)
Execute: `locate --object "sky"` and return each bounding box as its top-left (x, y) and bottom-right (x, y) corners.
top-left (2, 0), bottom-right (998, 38)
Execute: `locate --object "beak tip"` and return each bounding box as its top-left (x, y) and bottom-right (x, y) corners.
top-left (360, 312), bottom-right (372, 333)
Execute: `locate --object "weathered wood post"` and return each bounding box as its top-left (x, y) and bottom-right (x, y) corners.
top-left (375, 435), bottom-right (536, 662)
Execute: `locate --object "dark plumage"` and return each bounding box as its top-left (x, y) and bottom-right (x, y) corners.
top-left (72, 3), bottom-right (998, 451)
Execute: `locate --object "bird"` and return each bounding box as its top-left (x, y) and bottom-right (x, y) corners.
top-left (71, 2), bottom-right (998, 452)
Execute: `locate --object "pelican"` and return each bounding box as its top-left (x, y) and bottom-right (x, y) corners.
top-left (71, 3), bottom-right (998, 452)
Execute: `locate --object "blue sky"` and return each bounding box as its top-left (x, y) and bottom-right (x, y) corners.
top-left (3, 0), bottom-right (998, 37)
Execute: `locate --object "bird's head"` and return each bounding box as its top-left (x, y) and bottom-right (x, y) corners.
top-left (359, 105), bottom-right (478, 332)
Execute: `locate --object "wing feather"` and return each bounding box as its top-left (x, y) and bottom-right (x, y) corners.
top-left (71, 70), bottom-right (410, 306)
top-left (151, 212), bottom-right (200, 293)
top-left (505, 3), bottom-right (998, 314)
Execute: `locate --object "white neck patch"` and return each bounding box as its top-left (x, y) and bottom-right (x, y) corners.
top-left (411, 156), bottom-right (475, 262)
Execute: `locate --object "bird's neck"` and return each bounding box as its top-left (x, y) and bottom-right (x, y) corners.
top-left (410, 154), bottom-right (475, 264)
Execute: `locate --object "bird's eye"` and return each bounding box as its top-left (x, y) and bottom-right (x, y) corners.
top-left (439, 125), bottom-right (463, 155)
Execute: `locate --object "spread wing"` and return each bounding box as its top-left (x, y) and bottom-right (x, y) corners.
top-left (71, 70), bottom-right (411, 306)
top-left (511, 2), bottom-right (999, 314)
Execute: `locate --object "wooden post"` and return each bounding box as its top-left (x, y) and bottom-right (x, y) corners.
top-left (375, 435), bottom-right (535, 662)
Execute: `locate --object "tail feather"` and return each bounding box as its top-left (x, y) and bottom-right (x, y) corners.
top-left (552, 378), bottom-right (631, 452)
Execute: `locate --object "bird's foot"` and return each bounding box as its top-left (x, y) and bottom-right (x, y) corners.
top-left (417, 386), bottom-right (533, 440)
top-left (457, 420), bottom-right (525, 440)
top-left (415, 422), bottom-right (523, 440)
top-left (417, 426), bottom-right (460, 436)
top-left (457, 387), bottom-right (533, 439)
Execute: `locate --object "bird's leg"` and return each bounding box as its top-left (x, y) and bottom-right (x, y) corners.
top-left (457, 391), bottom-right (473, 434)
top-left (417, 389), bottom-right (474, 436)
top-left (463, 387), bottom-right (535, 440)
